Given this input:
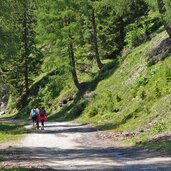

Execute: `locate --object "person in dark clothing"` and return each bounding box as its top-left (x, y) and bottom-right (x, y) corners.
top-left (38, 107), bottom-right (47, 130)
top-left (30, 106), bottom-right (38, 128)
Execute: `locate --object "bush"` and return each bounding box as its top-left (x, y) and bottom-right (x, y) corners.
top-left (154, 122), bottom-right (167, 133)
top-left (165, 66), bottom-right (171, 83)
top-left (116, 95), bottom-right (122, 102)
top-left (125, 27), bottom-right (146, 48)
top-left (88, 106), bottom-right (98, 118)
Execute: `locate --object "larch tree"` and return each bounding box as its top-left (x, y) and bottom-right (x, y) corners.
top-left (37, 0), bottom-right (82, 90)
top-left (147, 0), bottom-right (171, 38)
top-left (81, 0), bottom-right (104, 69)
top-left (8, 0), bottom-right (42, 102)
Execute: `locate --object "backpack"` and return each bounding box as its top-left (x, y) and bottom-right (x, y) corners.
top-left (31, 109), bottom-right (37, 117)
top-left (39, 109), bottom-right (45, 116)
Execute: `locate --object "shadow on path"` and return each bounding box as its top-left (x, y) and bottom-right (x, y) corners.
top-left (1, 146), bottom-right (171, 171)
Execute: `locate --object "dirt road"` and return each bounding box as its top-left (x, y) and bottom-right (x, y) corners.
top-left (1, 121), bottom-right (171, 170)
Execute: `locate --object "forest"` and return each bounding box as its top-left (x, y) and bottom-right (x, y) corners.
top-left (1, 0), bottom-right (171, 150)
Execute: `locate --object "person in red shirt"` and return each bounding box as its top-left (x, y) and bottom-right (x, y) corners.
top-left (38, 107), bottom-right (47, 130)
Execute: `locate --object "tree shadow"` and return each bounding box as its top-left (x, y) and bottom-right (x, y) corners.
top-left (36, 125), bottom-right (97, 134)
top-left (1, 145), bottom-right (171, 170)
top-left (80, 60), bottom-right (119, 92)
top-left (141, 136), bottom-right (171, 155)
top-left (2, 60), bottom-right (119, 122)
top-left (48, 100), bottom-right (88, 122)
top-left (49, 60), bottom-right (120, 122)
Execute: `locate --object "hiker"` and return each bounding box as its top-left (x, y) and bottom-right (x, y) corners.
top-left (38, 107), bottom-right (47, 130)
top-left (35, 106), bottom-right (40, 129)
top-left (30, 106), bottom-right (39, 129)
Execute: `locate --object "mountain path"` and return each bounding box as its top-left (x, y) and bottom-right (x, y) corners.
top-left (0, 121), bottom-right (171, 170)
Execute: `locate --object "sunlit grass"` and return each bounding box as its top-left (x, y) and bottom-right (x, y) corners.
top-left (0, 123), bottom-right (25, 143)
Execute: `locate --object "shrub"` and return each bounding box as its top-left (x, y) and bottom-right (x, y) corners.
top-left (155, 86), bottom-right (161, 98)
top-left (154, 122), bottom-right (167, 133)
top-left (140, 90), bottom-right (146, 100)
top-left (125, 27), bottom-right (146, 48)
top-left (116, 95), bottom-right (122, 102)
top-left (165, 66), bottom-right (171, 83)
top-left (88, 106), bottom-right (98, 118)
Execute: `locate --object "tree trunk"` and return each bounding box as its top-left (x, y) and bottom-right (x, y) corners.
top-left (68, 43), bottom-right (81, 91)
top-left (157, 0), bottom-right (171, 38)
top-left (22, 8), bottom-right (29, 99)
top-left (91, 9), bottom-right (103, 69)
top-left (66, 17), bottom-right (81, 91)
top-left (118, 16), bottom-right (125, 53)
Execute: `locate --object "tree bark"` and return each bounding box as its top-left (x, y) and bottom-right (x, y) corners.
top-left (91, 9), bottom-right (103, 69)
top-left (157, 0), bottom-right (171, 38)
top-left (118, 16), bottom-right (125, 53)
top-left (22, 7), bottom-right (29, 99)
top-left (66, 17), bottom-right (81, 91)
top-left (68, 43), bottom-right (81, 91)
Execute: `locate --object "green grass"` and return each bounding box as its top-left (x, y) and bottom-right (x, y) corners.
top-left (0, 123), bottom-right (26, 143)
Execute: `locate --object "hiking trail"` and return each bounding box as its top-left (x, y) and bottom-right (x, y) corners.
top-left (0, 121), bottom-right (171, 170)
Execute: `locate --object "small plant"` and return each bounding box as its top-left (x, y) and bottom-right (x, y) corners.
top-left (140, 90), bottom-right (146, 100)
top-left (155, 86), bottom-right (161, 98)
top-left (112, 108), bottom-right (119, 113)
top-left (136, 76), bottom-right (150, 87)
top-left (131, 88), bottom-right (137, 98)
top-left (165, 66), bottom-right (171, 83)
top-left (88, 106), bottom-right (98, 118)
top-left (125, 27), bottom-right (146, 48)
top-left (70, 101), bottom-right (87, 118)
top-left (154, 122), bottom-right (167, 133)
top-left (116, 95), bottom-right (122, 102)
top-left (144, 105), bottom-right (150, 114)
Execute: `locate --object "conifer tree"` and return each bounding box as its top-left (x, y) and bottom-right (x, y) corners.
top-left (5, 0), bottom-right (41, 101)
top-left (147, 0), bottom-right (171, 38)
top-left (81, 0), bottom-right (104, 69)
top-left (37, 0), bottom-right (81, 90)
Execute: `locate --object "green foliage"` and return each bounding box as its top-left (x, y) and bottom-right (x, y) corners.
top-left (125, 12), bottom-right (162, 48)
top-left (126, 27), bottom-right (146, 48)
top-left (116, 95), bottom-right (122, 102)
top-left (155, 84), bottom-right (162, 98)
top-left (88, 106), bottom-right (98, 117)
top-left (165, 65), bottom-right (171, 82)
top-left (140, 90), bottom-right (146, 100)
top-left (153, 122), bottom-right (167, 133)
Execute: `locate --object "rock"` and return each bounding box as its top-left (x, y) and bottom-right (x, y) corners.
top-left (0, 111), bottom-right (5, 116)
top-left (140, 129), bottom-right (144, 132)
top-left (136, 140), bottom-right (142, 145)
top-left (62, 99), bottom-right (67, 104)
top-left (67, 95), bottom-right (74, 101)
top-left (0, 102), bottom-right (6, 111)
top-left (83, 91), bottom-right (96, 98)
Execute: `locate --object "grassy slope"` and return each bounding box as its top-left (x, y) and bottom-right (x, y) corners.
top-left (0, 123), bottom-right (25, 143)
top-left (74, 30), bottom-right (171, 151)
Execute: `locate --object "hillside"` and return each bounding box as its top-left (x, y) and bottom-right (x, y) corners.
top-left (46, 30), bottom-right (171, 151)
top-left (1, 0), bottom-right (171, 153)
top-left (2, 29), bottom-right (171, 152)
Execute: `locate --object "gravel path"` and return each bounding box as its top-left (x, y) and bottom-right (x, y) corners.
top-left (1, 121), bottom-right (171, 170)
